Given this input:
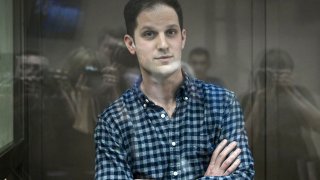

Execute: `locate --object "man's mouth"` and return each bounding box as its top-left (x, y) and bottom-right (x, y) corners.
top-left (154, 55), bottom-right (173, 60)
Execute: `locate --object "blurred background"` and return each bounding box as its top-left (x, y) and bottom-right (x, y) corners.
top-left (1, 0), bottom-right (320, 179)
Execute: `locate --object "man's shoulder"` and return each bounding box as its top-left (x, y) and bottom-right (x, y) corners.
top-left (192, 78), bottom-right (235, 100)
top-left (98, 88), bottom-right (136, 122)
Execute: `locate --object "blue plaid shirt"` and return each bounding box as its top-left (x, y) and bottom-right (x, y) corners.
top-left (95, 74), bottom-right (254, 179)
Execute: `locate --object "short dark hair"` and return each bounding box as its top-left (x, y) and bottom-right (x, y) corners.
top-left (189, 47), bottom-right (210, 61)
top-left (124, 0), bottom-right (183, 37)
top-left (260, 49), bottom-right (294, 71)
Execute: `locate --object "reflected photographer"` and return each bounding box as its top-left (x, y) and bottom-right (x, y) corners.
top-left (241, 49), bottom-right (320, 180)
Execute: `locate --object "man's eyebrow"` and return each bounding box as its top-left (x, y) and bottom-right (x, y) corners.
top-left (140, 26), bottom-right (155, 31)
top-left (166, 24), bottom-right (180, 29)
top-left (139, 24), bottom-right (180, 31)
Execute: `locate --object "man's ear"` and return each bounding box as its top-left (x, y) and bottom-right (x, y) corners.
top-left (181, 29), bottom-right (187, 49)
top-left (124, 35), bottom-right (136, 55)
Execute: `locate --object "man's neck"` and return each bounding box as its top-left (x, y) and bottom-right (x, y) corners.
top-left (140, 70), bottom-right (184, 117)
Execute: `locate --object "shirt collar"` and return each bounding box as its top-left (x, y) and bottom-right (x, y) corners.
top-left (133, 71), bottom-right (194, 106)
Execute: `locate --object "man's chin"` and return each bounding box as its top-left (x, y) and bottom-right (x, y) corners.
top-left (149, 68), bottom-right (182, 80)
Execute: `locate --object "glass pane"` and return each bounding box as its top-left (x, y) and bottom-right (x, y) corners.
top-left (240, 0), bottom-right (320, 179)
top-left (264, 0), bottom-right (320, 179)
top-left (24, 0), bottom-right (255, 178)
top-left (22, 0), bottom-right (320, 179)
top-left (0, 0), bottom-right (14, 154)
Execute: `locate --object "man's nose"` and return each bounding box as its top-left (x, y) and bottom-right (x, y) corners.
top-left (157, 33), bottom-right (169, 50)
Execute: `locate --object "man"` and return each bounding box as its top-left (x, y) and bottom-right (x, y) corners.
top-left (95, 29), bottom-right (126, 111)
top-left (241, 49), bottom-right (320, 180)
top-left (187, 47), bottom-right (224, 86)
top-left (95, 0), bottom-right (254, 179)
top-left (96, 28), bottom-right (125, 67)
top-left (15, 51), bottom-right (49, 95)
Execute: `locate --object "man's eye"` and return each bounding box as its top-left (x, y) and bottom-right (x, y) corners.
top-left (166, 29), bottom-right (177, 37)
top-left (142, 31), bottom-right (155, 38)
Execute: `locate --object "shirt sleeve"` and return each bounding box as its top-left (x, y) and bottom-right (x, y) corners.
top-left (94, 116), bottom-right (133, 180)
top-left (198, 93), bottom-right (255, 180)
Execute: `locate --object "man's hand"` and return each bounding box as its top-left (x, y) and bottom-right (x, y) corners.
top-left (204, 139), bottom-right (241, 176)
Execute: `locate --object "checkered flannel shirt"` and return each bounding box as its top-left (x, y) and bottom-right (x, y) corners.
top-left (95, 74), bottom-right (254, 179)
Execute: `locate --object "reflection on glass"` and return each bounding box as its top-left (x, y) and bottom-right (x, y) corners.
top-left (187, 47), bottom-right (225, 86)
top-left (28, 0), bottom-right (81, 39)
top-left (0, 53), bottom-right (14, 153)
top-left (95, 28), bottom-right (127, 111)
top-left (0, 0), bottom-right (13, 154)
top-left (241, 49), bottom-right (320, 180)
top-left (109, 45), bottom-right (140, 92)
top-left (39, 29), bottom-right (136, 179)
top-left (16, 52), bottom-right (49, 96)
top-left (38, 47), bottom-right (101, 179)
top-left (60, 47), bottom-right (101, 134)
top-left (19, 0), bottom-right (320, 179)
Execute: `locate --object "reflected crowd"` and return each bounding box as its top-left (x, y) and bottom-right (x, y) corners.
top-left (15, 28), bottom-right (141, 179)
top-left (13, 41), bottom-right (320, 179)
top-left (2, 0), bottom-right (320, 179)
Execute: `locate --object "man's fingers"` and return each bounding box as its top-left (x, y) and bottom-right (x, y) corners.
top-left (223, 158), bottom-right (241, 176)
top-left (220, 148), bottom-right (241, 170)
top-left (210, 139), bottom-right (228, 164)
top-left (205, 140), bottom-right (241, 177)
top-left (215, 141), bottom-right (237, 167)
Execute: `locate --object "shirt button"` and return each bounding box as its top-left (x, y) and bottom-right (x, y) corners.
top-left (184, 96), bottom-right (189, 100)
top-left (145, 99), bottom-right (149, 103)
top-left (160, 114), bottom-right (166, 118)
top-left (143, 104), bottom-right (147, 108)
top-left (171, 142), bottom-right (176, 146)
top-left (173, 171), bottom-right (178, 176)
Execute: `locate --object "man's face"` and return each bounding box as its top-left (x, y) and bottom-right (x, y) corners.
top-left (97, 36), bottom-right (121, 65)
top-left (16, 55), bottom-right (49, 81)
top-left (16, 55), bottom-right (49, 94)
top-left (188, 54), bottom-right (210, 77)
top-left (125, 4), bottom-right (186, 78)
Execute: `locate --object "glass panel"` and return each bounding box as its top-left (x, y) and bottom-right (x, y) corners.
top-left (24, 0), bottom-right (255, 179)
top-left (0, 0), bottom-right (14, 154)
top-left (22, 0), bottom-right (320, 179)
top-left (264, 0), bottom-right (320, 179)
